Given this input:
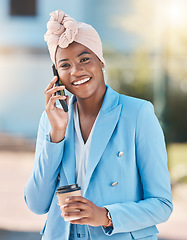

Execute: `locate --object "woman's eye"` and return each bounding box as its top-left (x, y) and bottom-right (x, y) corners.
top-left (61, 63), bottom-right (70, 68)
top-left (80, 57), bottom-right (89, 63)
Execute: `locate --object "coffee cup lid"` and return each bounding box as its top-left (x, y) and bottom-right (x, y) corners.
top-left (56, 184), bottom-right (81, 194)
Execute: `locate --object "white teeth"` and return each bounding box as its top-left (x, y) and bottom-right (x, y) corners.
top-left (73, 78), bottom-right (90, 85)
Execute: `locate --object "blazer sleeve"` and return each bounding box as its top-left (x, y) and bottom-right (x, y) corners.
top-left (24, 111), bottom-right (65, 214)
top-left (103, 101), bottom-right (173, 236)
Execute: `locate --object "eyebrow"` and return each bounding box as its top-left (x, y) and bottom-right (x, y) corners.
top-left (58, 51), bottom-right (91, 64)
top-left (77, 51), bottom-right (91, 57)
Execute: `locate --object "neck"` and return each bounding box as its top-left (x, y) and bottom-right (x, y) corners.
top-left (77, 85), bottom-right (106, 117)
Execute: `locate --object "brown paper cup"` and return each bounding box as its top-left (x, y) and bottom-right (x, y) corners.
top-left (56, 184), bottom-right (81, 221)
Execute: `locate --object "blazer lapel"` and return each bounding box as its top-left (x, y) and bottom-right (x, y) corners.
top-left (83, 86), bottom-right (122, 196)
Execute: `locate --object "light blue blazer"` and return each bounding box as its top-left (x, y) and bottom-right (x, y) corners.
top-left (24, 85), bottom-right (173, 240)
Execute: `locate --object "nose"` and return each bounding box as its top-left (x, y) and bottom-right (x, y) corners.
top-left (71, 63), bottom-right (85, 76)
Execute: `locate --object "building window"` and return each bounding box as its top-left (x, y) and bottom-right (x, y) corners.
top-left (10, 0), bottom-right (37, 16)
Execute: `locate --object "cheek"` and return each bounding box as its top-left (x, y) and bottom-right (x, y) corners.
top-left (93, 66), bottom-right (103, 79)
top-left (59, 73), bottom-right (75, 94)
top-left (58, 72), bottom-right (69, 85)
top-left (89, 62), bottom-right (103, 76)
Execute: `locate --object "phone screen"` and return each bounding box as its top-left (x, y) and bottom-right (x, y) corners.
top-left (52, 64), bottom-right (68, 112)
top-left (56, 78), bottom-right (65, 97)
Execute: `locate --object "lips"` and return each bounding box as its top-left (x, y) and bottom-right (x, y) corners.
top-left (72, 77), bottom-right (91, 86)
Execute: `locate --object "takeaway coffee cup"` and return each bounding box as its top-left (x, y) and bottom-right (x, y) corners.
top-left (56, 184), bottom-right (81, 221)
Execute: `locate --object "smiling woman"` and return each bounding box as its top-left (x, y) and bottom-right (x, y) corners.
top-left (24, 9), bottom-right (173, 240)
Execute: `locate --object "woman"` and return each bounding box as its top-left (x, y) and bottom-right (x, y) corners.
top-left (24, 10), bottom-right (173, 240)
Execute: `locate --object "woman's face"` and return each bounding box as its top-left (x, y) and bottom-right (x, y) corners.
top-left (55, 42), bottom-right (105, 100)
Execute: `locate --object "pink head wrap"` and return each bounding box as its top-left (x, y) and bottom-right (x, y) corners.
top-left (44, 10), bottom-right (105, 66)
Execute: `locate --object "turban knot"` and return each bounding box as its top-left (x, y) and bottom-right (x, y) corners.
top-left (44, 10), bottom-right (105, 65)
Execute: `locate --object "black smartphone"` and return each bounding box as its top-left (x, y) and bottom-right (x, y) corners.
top-left (52, 64), bottom-right (68, 112)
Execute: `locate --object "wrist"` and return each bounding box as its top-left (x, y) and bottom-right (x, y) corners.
top-left (50, 129), bottom-right (65, 143)
top-left (102, 207), bottom-right (113, 228)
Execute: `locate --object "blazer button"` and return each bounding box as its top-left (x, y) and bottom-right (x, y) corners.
top-left (111, 182), bottom-right (118, 187)
top-left (118, 151), bottom-right (124, 157)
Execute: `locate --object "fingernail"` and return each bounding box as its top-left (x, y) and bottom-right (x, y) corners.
top-left (60, 204), bottom-right (66, 209)
top-left (65, 198), bottom-right (70, 202)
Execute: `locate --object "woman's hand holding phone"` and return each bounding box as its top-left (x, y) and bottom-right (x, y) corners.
top-left (44, 76), bottom-right (69, 143)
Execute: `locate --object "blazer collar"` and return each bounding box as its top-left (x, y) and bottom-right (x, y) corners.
top-left (100, 85), bottom-right (120, 113)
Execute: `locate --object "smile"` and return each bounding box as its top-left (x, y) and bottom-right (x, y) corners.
top-left (73, 77), bottom-right (91, 85)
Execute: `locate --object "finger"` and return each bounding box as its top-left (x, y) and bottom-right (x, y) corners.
top-left (45, 77), bottom-right (57, 105)
top-left (46, 85), bottom-right (65, 97)
top-left (45, 76), bottom-right (58, 93)
top-left (44, 76), bottom-right (64, 104)
top-left (61, 209), bottom-right (86, 219)
top-left (49, 95), bottom-right (66, 105)
top-left (60, 202), bottom-right (87, 212)
top-left (69, 217), bottom-right (89, 225)
top-left (45, 86), bottom-right (65, 105)
top-left (46, 95), bottom-right (66, 111)
top-left (65, 196), bottom-right (88, 204)
top-left (51, 83), bottom-right (56, 100)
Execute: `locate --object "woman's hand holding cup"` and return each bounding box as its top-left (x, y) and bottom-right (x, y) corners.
top-left (60, 196), bottom-right (109, 227)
